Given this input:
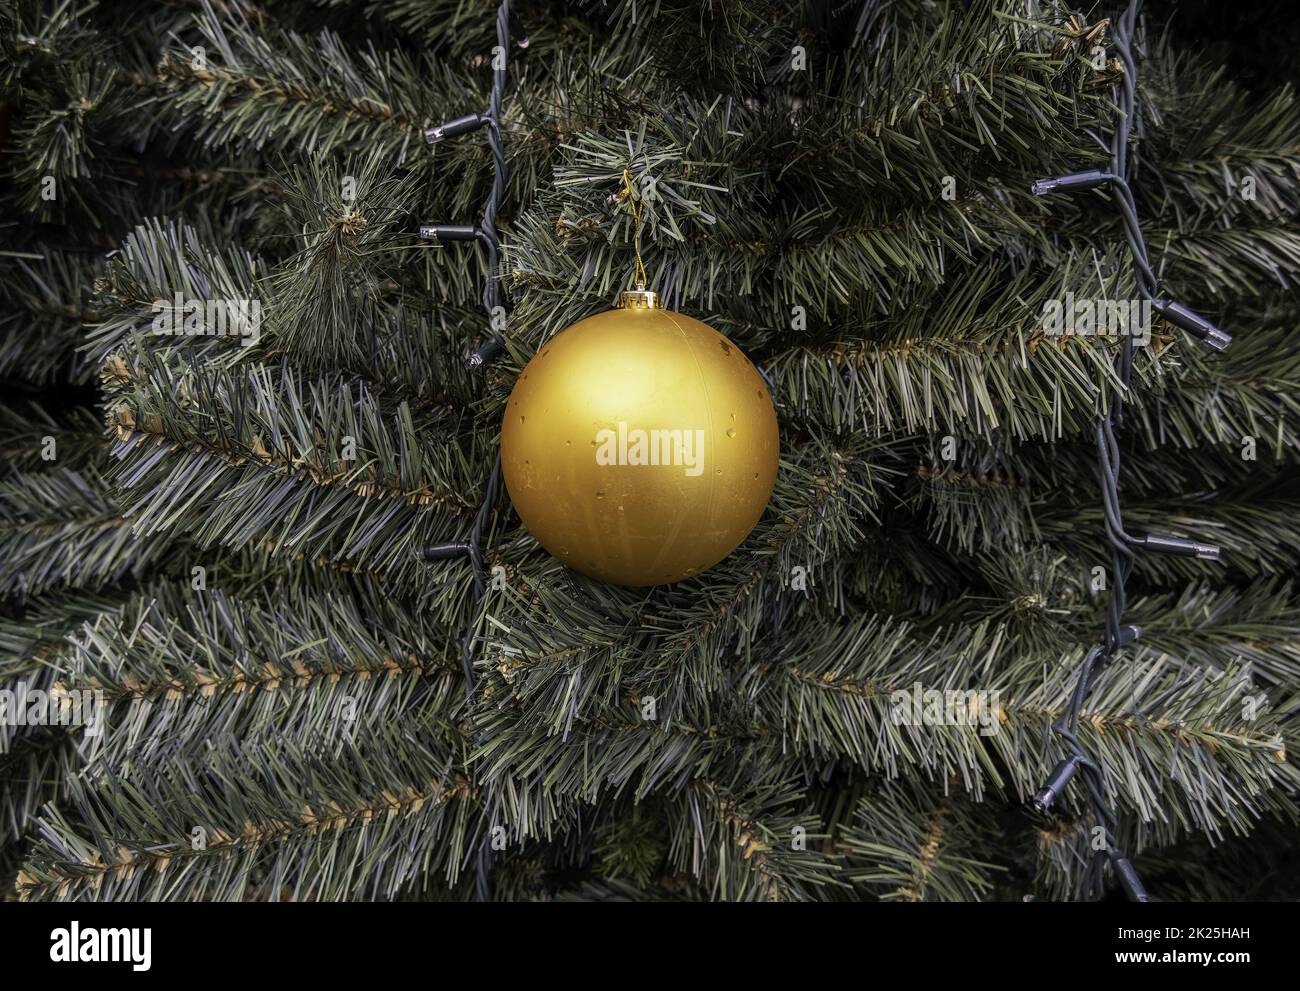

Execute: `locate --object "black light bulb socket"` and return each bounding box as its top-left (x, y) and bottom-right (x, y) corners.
top-left (422, 543), bottom-right (471, 562)
top-left (1031, 170), bottom-right (1114, 196)
top-left (419, 224), bottom-right (481, 243)
top-left (1152, 299), bottom-right (1232, 351)
top-left (1030, 755), bottom-right (1083, 813)
top-left (1109, 853), bottom-right (1151, 903)
top-left (425, 113), bottom-right (487, 143)
top-left (1117, 624), bottom-right (1142, 646)
top-left (1140, 534), bottom-right (1221, 561)
top-left (465, 337), bottom-right (504, 370)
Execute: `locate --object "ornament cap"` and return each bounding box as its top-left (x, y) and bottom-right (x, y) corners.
top-left (617, 287), bottom-right (659, 310)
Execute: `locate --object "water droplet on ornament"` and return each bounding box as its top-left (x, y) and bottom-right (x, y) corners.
top-left (520, 415), bottom-right (526, 424)
top-left (596, 490), bottom-right (605, 499)
top-left (726, 428), bottom-right (736, 438)
top-left (715, 468), bottom-right (723, 475)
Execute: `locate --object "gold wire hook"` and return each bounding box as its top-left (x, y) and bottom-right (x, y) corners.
top-left (621, 168), bottom-right (648, 290)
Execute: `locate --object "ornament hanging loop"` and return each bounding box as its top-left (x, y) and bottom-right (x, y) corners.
top-left (621, 168), bottom-right (649, 290)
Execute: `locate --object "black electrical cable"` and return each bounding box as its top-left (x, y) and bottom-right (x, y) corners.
top-left (1029, 0), bottom-right (1232, 901)
top-left (1041, 0), bottom-right (1150, 904)
top-left (417, 0), bottom-right (514, 901)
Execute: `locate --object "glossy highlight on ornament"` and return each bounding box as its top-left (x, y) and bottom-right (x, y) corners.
top-left (501, 290), bottom-right (779, 585)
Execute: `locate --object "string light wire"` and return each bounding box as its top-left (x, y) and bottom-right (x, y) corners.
top-left (1029, 0), bottom-right (1231, 901)
top-left (417, 0), bottom-right (514, 902)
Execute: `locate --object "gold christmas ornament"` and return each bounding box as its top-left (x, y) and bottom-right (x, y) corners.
top-left (501, 289), bottom-right (779, 585)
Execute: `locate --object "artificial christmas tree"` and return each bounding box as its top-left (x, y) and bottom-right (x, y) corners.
top-left (1, 0), bottom-right (1298, 903)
